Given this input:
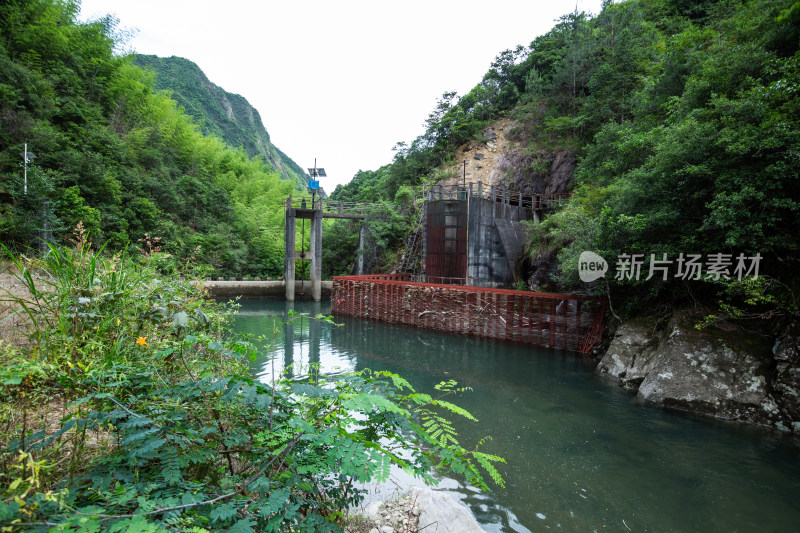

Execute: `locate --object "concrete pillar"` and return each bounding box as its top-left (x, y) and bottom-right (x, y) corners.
top-left (422, 201), bottom-right (429, 283)
top-left (285, 206), bottom-right (296, 302)
top-left (310, 210), bottom-right (323, 301)
top-left (354, 223), bottom-right (367, 275)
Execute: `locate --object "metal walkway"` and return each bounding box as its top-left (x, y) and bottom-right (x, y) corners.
top-left (285, 197), bottom-right (391, 220)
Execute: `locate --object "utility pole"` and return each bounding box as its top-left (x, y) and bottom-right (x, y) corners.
top-left (20, 143), bottom-right (35, 195)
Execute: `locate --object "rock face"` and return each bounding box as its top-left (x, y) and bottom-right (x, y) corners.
top-left (434, 117), bottom-right (575, 196)
top-left (596, 318), bottom-right (660, 391)
top-left (773, 322), bottom-right (800, 428)
top-left (598, 314), bottom-right (800, 433)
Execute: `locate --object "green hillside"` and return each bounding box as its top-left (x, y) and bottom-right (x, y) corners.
top-left (133, 54), bottom-right (309, 189)
top-left (0, 1), bottom-right (292, 278)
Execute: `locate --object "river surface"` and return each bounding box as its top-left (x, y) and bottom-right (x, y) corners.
top-left (231, 299), bottom-right (800, 532)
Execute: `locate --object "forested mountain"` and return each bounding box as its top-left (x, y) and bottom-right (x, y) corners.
top-left (1, 0), bottom-right (797, 323)
top-left (0, 0), bottom-right (293, 277)
top-left (133, 54), bottom-right (309, 190)
top-left (328, 0), bottom-right (800, 323)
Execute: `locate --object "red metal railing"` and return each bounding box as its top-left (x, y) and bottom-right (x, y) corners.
top-left (331, 276), bottom-right (606, 354)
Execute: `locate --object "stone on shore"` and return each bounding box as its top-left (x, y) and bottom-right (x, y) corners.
top-left (597, 313), bottom-right (800, 432)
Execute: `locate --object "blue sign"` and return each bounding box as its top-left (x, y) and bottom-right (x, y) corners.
top-left (308, 180), bottom-right (319, 190)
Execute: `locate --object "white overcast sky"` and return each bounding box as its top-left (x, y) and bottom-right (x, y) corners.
top-left (79, 0), bottom-right (603, 190)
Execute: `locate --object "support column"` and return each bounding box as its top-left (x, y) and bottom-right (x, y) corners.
top-left (354, 223), bottom-right (367, 276)
top-left (285, 205), bottom-right (296, 301)
top-left (310, 210), bottom-right (323, 301)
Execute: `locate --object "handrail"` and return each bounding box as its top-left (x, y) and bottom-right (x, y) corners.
top-left (333, 275), bottom-right (604, 301)
top-left (285, 197), bottom-right (392, 216)
top-left (415, 182), bottom-right (571, 210)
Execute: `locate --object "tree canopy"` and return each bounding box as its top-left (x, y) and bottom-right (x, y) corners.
top-left (0, 0), bottom-right (293, 278)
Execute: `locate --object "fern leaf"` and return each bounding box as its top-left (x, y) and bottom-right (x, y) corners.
top-left (432, 399), bottom-right (478, 421)
top-left (474, 451), bottom-right (506, 489)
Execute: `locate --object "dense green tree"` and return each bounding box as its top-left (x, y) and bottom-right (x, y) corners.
top-left (0, 0), bottom-right (293, 278)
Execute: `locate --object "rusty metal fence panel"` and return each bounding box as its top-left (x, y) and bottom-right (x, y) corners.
top-left (331, 276), bottom-right (606, 353)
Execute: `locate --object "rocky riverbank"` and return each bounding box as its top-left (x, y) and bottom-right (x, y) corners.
top-left (347, 487), bottom-right (484, 533)
top-left (597, 313), bottom-right (800, 433)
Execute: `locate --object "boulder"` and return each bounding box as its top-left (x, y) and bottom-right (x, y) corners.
top-left (772, 322), bottom-right (800, 431)
top-left (636, 317), bottom-right (780, 427)
top-left (412, 487), bottom-right (484, 533)
top-left (597, 313), bottom-right (797, 432)
top-left (597, 317), bottom-right (660, 390)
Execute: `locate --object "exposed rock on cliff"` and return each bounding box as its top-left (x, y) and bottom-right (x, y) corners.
top-left (437, 117), bottom-right (575, 195)
top-left (598, 314), bottom-right (800, 433)
top-left (773, 322), bottom-right (800, 425)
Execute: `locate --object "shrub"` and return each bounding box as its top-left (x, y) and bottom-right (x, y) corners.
top-left (0, 243), bottom-right (504, 531)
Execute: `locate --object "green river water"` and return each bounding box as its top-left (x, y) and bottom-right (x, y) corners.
top-left (232, 299), bottom-right (800, 532)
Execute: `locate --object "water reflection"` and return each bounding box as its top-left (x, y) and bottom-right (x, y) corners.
top-left (232, 300), bottom-right (800, 533)
top-left (236, 300), bottom-right (349, 381)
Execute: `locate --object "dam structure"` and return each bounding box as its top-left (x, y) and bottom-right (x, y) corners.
top-left (330, 183), bottom-right (606, 354)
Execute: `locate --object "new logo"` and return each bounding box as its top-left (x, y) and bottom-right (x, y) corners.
top-left (578, 251), bottom-right (608, 282)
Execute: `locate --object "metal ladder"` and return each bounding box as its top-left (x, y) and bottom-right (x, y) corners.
top-left (398, 208), bottom-right (425, 273)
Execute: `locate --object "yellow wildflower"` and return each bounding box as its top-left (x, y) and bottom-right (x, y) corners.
top-left (136, 337), bottom-right (148, 347)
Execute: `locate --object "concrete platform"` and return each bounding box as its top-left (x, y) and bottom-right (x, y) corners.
top-left (205, 280), bottom-right (332, 299)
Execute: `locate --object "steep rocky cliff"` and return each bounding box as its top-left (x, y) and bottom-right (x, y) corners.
top-left (435, 117), bottom-right (575, 195)
top-left (133, 55), bottom-right (308, 189)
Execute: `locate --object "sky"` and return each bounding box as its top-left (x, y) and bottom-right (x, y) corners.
top-left (79, 0), bottom-right (603, 190)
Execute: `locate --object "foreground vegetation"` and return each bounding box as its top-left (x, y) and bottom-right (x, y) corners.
top-left (0, 240), bottom-right (503, 531)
